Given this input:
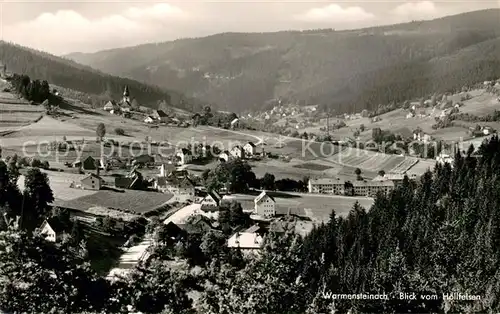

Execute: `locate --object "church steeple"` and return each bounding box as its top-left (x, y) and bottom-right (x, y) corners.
top-left (122, 85), bottom-right (130, 103)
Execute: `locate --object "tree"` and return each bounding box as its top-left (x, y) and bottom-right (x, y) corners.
top-left (114, 128), bottom-right (125, 136)
top-left (23, 167), bottom-right (54, 229)
top-left (360, 124), bottom-right (365, 132)
top-left (96, 123), bottom-right (106, 142)
top-left (261, 173), bottom-right (276, 190)
top-left (378, 170), bottom-right (386, 177)
top-left (0, 227), bottom-right (111, 313)
top-left (131, 98), bottom-right (140, 110)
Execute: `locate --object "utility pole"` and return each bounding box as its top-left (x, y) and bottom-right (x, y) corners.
top-left (326, 113), bottom-right (330, 136)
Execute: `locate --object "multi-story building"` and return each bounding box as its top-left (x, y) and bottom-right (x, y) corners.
top-left (351, 180), bottom-right (394, 197)
top-left (309, 178), bottom-right (394, 197)
top-left (308, 178), bottom-right (345, 195)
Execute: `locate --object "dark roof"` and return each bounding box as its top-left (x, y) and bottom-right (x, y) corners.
top-left (178, 216), bottom-right (213, 234)
top-left (82, 173), bottom-right (102, 181)
top-left (154, 110), bottom-right (168, 117)
top-left (178, 148), bottom-right (192, 155)
top-left (206, 190), bottom-right (222, 203)
top-left (201, 205), bottom-right (220, 212)
top-left (134, 154), bottom-right (154, 163)
top-left (156, 176), bottom-right (167, 186)
top-left (246, 142), bottom-right (256, 147)
top-left (44, 217), bottom-right (68, 233)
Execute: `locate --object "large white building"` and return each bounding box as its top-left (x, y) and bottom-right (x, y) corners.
top-left (254, 191), bottom-right (276, 217)
top-left (308, 178), bottom-right (394, 197)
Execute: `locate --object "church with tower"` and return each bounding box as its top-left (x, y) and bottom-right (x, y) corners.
top-left (119, 85), bottom-right (132, 112)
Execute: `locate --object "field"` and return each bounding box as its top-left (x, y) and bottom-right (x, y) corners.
top-left (224, 192), bottom-right (375, 222)
top-left (59, 189), bottom-right (174, 214)
top-left (17, 171), bottom-right (99, 201)
top-left (0, 91), bottom-right (44, 130)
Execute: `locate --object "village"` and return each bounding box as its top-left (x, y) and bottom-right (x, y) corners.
top-left (2, 69), bottom-right (499, 281)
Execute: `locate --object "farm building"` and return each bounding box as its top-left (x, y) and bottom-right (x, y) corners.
top-left (144, 116), bottom-right (155, 124)
top-left (176, 148), bottom-right (193, 165)
top-left (436, 153), bottom-right (454, 167)
top-left (230, 146), bottom-right (245, 159)
top-left (254, 191), bottom-right (276, 217)
top-left (230, 118), bottom-right (239, 129)
top-left (152, 110), bottom-right (169, 122)
top-left (178, 215), bottom-right (215, 235)
top-left (74, 156), bottom-right (97, 170)
top-left (156, 176), bottom-right (195, 198)
top-left (133, 154), bottom-right (155, 166)
top-left (80, 173), bottom-right (103, 190)
top-left (244, 142), bottom-right (257, 156)
top-left (219, 151), bottom-right (230, 162)
top-left (103, 100), bottom-right (118, 111)
top-left (227, 224), bottom-right (264, 254)
top-left (159, 163), bottom-right (177, 177)
top-left (38, 218), bottom-right (67, 242)
top-left (200, 190), bottom-right (222, 208)
top-left (269, 220), bottom-right (315, 238)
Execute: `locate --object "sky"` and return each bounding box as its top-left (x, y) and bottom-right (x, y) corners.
top-left (0, 0), bottom-right (499, 55)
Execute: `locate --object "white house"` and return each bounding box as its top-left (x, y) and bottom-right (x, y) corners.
top-left (176, 148), bottom-right (193, 165)
top-left (244, 142), bottom-right (257, 156)
top-left (39, 218), bottom-right (66, 242)
top-left (230, 118), bottom-right (239, 129)
top-left (254, 191), bottom-right (276, 217)
top-left (80, 173), bottom-right (103, 190)
top-left (230, 146), bottom-right (245, 159)
top-left (156, 176), bottom-right (195, 198)
top-left (413, 132), bottom-right (432, 143)
top-left (200, 190), bottom-right (222, 208)
top-left (159, 163), bottom-right (176, 177)
top-left (103, 100), bottom-right (118, 111)
top-left (227, 225), bottom-right (264, 254)
top-left (219, 151), bottom-right (230, 162)
top-left (197, 191), bottom-right (222, 220)
top-left (144, 116), bottom-right (155, 124)
top-left (406, 112), bottom-right (414, 119)
top-left (436, 153), bottom-right (454, 167)
top-left (483, 126), bottom-right (494, 135)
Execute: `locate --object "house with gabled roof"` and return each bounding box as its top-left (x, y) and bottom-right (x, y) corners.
top-left (230, 118), bottom-right (239, 129)
top-left (156, 176), bottom-right (195, 198)
top-left (219, 150), bottom-right (230, 162)
top-left (103, 100), bottom-right (118, 111)
top-left (244, 142), bottom-right (257, 156)
top-left (39, 218), bottom-right (68, 242)
top-left (230, 145), bottom-right (245, 159)
top-left (227, 224), bottom-right (264, 254)
top-left (144, 116), bottom-right (155, 124)
top-left (254, 191), bottom-right (276, 217)
top-left (176, 148), bottom-right (193, 165)
top-left (73, 156), bottom-right (97, 170)
top-left (152, 110), bottom-right (169, 122)
top-left (80, 173), bottom-right (103, 190)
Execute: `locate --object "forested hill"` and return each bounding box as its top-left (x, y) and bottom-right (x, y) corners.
top-left (0, 41), bottom-right (204, 111)
top-left (67, 9), bottom-right (500, 113)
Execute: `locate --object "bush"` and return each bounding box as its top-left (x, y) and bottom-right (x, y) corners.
top-left (115, 128), bottom-right (125, 136)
